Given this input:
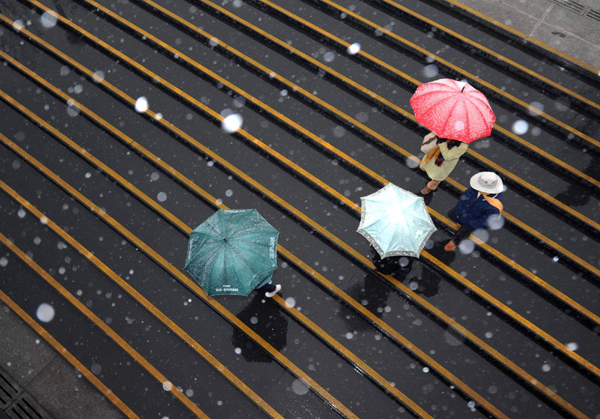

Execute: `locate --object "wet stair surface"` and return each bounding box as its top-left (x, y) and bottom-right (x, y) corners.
top-left (0, 0), bottom-right (599, 417)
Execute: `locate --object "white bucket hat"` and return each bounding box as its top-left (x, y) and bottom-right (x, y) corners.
top-left (470, 172), bottom-right (503, 194)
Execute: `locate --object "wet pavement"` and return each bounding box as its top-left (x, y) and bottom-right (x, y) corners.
top-left (0, 0), bottom-right (599, 418)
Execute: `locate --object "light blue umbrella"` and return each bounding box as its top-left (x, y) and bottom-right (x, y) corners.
top-left (185, 209), bottom-right (278, 296)
top-left (357, 184), bottom-right (436, 258)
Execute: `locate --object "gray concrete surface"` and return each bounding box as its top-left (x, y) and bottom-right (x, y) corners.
top-left (450, 0), bottom-right (600, 70)
top-left (26, 357), bottom-right (123, 419)
top-left (0, 302), bottom-right (123, 419)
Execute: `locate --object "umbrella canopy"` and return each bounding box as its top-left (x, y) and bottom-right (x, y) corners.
top-left (410, 78), bottom-right (496, 143)
top-left (185, 209), bottom-right (279, 296)
top-left (357, 184), bottom-right (437, 258)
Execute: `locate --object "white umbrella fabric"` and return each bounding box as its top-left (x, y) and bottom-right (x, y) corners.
top-left (357, 184), bottom-right (437, 258)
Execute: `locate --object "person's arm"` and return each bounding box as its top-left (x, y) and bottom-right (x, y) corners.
top-left (455, 189), bottom-right (474, 224)
top-left (439, 142), bottom-right (468, 161)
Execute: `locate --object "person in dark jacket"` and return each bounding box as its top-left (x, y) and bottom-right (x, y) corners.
top-left (445, 172), bottom-right (504, 252)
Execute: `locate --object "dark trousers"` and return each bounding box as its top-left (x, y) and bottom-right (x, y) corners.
top-left (257, 283), bottom-right (276, 293)
top-left (448, 208), bottom-right (474, 244)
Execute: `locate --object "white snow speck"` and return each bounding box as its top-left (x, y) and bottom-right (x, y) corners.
top-left (91, 363), bottom-right (102, 374)
top-left (163, 381), bottom-right (173, 391)
top-left (0, 257), bottom-right (8, 267)
top-left (405, 156), bottom-right (419, 169)
top-left (157, 192), bottom-right (167, 202)
top-left (36, 304), bottom-right (55, 322)
top-left (567, 342), bottom-right (579, 351)
top-left (234, 347), bottom-right (242, 355)
top-left (233, 96), bottom-right (246, 108)
top-left (458, 239), bottom-right (475, 254)
top-left (542, 364), bottom-right (551, 372)
top-left (292, 379), bottom-right (309, 395)
top-left (222, 114), bottom-right (243, 133)
top-left (347, 43), bottom-right (361, 55)
top-left (423, 64), bottom-right (439, 78)
top-left (511, 120), bottom-right (529, 135)
top-left (13, 20), bottom-right (24, 31)
top-left (92, 70), bottom-right (105, 83)
top-left (527, 101), bottom-right (544, 116)
top-left (135, 97), bottom-right (149, 113)
top-left (472, 228), bottom-right (489, 243)
top-left (66, 100), bottom-right (80, 117)
top-left (486, 215), bottom-right (505, 230)
top-left (285, 297), bottom-right (296, 308)
top-left (333, 126), bottom-right (345, 138)
top-left (40, 11), bottom-right (58, 28)
top-left (323, 51), bottom-right (335, 62)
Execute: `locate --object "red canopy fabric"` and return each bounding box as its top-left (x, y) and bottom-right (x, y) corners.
top-left (410, 79), bottom-right (496, 143)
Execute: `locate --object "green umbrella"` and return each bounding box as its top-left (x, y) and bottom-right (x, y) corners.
top-left (185, 209), bottom-right (279, 296)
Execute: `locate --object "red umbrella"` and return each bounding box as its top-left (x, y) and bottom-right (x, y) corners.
top-left (410, 79), bottom-right (496, 143)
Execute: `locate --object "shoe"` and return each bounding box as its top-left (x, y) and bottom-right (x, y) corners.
top-left (420, 185), bottom-right (436, 195)
top-left (444, 240), bottom-right (457, 252)
top-left (265, 284), bottom-right (282, 298)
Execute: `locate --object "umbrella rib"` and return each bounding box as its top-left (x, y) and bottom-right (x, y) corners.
top-left (472, 99), bottom-right (491, 126)
top-left (463, 101), bottom-right (472, 140)
top-left (439, 95), bottom-right (461, 136)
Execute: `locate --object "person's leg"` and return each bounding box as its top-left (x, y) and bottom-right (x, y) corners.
top-left (257, 283), bottom-right (276, 293)
top-left (453, 226), bottom-right (472, 244)
top-left (427, 180), bottom-right (441, 190)
top-left (257, 282), bottom-right (282, 298)
top-left (445, 226), bottom-right (472, 251)
top-left (421, 179), bottom-right (441, 195)
top-left (447, 207), bottom-right (459, 223)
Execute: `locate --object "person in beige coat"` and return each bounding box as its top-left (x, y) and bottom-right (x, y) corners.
top-left (419, 136), bottom-right (469, 194)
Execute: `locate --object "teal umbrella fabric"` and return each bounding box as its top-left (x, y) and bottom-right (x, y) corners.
top-left (185, 209), bottom-right (279, 296)
top-left (357, 184), bottom-right (437, 258)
